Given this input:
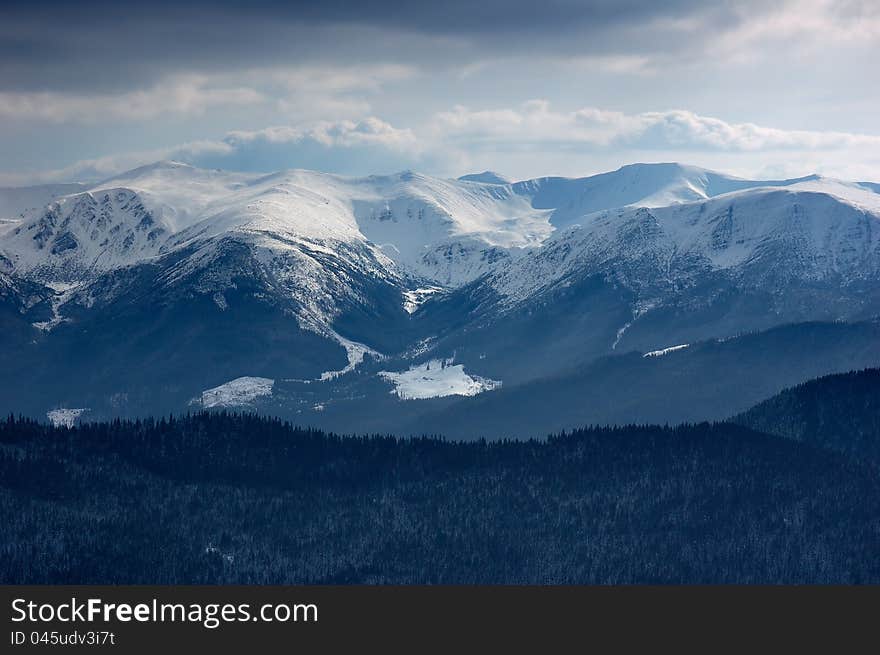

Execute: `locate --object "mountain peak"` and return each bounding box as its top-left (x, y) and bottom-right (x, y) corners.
top-left (615, 161), bottom-right (706, 174)
top-left (99, 160), bottom-right (195, 183)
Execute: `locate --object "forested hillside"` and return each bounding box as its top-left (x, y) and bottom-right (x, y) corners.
top-left (2, 411), bottom-right (878, 584)
top-left (734, 368), bottom-right (880, 466)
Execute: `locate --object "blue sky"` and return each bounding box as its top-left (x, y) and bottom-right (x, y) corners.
top-left (1, 0), bottom-right (879, 184)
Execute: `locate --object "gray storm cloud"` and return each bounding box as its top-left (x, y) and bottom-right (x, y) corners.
top-left (1, 1), bottom-right (878, 184)
top-left (0, 0), bottom-right (770, 92)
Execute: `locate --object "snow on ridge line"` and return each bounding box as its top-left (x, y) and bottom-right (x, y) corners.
top-left (5, 161), bottom-right (875, 298)
top-left (47, 408), bottom-right (89, 428)
top-left (643, 344), bottom-right (690, 358)
top-left (197, 376), bottom-right (274, 408)
top-left (378, 358), bottom-right (501, 400)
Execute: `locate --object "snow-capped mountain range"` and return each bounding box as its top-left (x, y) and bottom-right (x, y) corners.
top-left (2, 161), bottom-right (879, 434)
top-left (2, 162), bottom-right (546, 286)
top-left (488, 177), bottom-right (880, 305)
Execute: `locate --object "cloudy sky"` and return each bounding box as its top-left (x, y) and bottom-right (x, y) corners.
top-left (1, 0), bottom-right (879, 185)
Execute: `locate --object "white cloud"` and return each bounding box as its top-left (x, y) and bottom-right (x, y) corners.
top-left (0, 118), bottom-right (421, 185)
top-left (4, 102), bottom-right (880, 186)
top-left (0, 64), bottom-right (417, 125)
top-left (192, 118), bottom-right (422, 173)
top-left (709, 0), bottom-right (880, 61)
top-left (431, 101), bottom-right (880, 152)
top-left (224, 118), bottom-right (419, 152)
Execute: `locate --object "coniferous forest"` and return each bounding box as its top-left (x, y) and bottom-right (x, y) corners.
top-left (2, 370), bottom-right (879, 584)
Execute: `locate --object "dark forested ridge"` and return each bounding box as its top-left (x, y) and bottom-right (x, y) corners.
top-left (734, 368), bottom-right (880, 466)
top-left (390, 320), bottom-right (880, 440)
top-left (2, 408), bottom-right (879, 584)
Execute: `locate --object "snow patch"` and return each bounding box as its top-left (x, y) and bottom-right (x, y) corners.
top-left (402, 286), bottom-right (444, 314)
top-left (401, 336), bottom-right (437, 359)
top-left (643, 344), bottom-right (690, 358)
top-left (612, 322), bottom-right (631, 350)
top-left (32, 282), bottom-right (79, 331)
top-left (320, 332), bottom-right (382, 380)
top-left (379, 358), bottom-right (501, 400)
top-left (47, 408), bottom-right (88, 428)
top-left (198, 376), bottom-right (274, 408)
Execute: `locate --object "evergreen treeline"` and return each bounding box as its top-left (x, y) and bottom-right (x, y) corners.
top-left (2, 411), bottom-right (879, 584)
top-left (734, 368), bottom-right (880, 466)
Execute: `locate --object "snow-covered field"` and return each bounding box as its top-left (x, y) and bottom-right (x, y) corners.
top-left (379, 359), bottom-right (501, 400)
top-left (198, 376), bottom-right (274, 408)
top-left (47, 407), bottom-right (89, 427)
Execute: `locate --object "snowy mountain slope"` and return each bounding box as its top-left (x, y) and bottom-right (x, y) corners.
top-left (0, 183), bottom-right (88, 241)
top-left (0, 164), bottom-right (525, 352)
top-left (2, 160), bottom-right (880, 426)
top-left (346, 171), bottom-right (550, 285)
top-left (3, 162), bottom-right (878, 349)
top-left (1, 188), bottom-right (172, 283)
top-left (0, 183), bottom-right (87, 223)
top-left (510, 163), bottom-right (823, 229)
top-left (407, 177), bottom-right (880, 387)
top-left (93, 161), bottom-right (258, 232)
top-left (3, 161), bottom-right (854, 293)
top-left (0, 270), bottom-right (53, 322)
top-left (487, 180), bottom-right (880, 307)
top-left (0, 163), bottom-right (548, 292)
